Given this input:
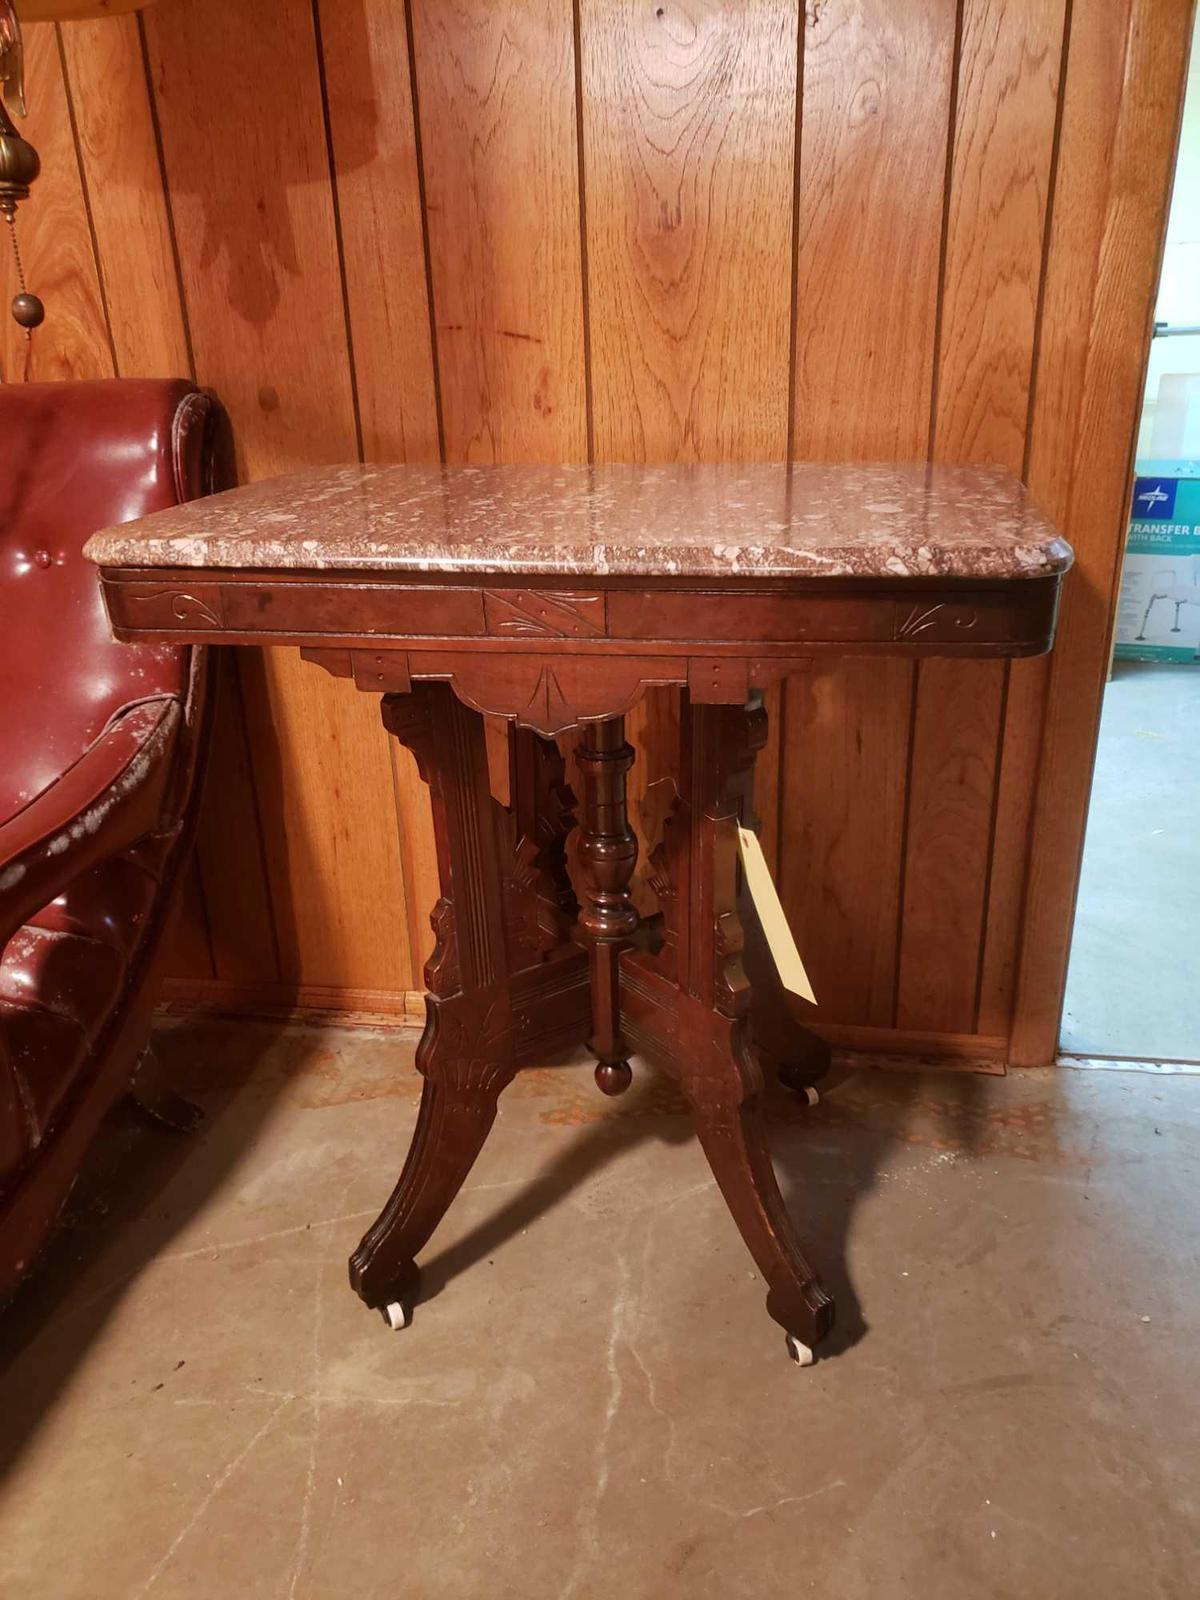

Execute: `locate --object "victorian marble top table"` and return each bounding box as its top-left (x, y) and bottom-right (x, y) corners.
top-left (86, 461), bottom-right (1071, 1366)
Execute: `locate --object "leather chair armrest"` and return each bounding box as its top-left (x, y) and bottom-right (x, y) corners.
top-left (0, 698), bottom-right (181, 950)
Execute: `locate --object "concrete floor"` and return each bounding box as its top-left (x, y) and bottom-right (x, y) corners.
top-left (1, 1022), bottom-right (1198, 1600)
top-left (1063, 661), bottom-right (1200, 1062)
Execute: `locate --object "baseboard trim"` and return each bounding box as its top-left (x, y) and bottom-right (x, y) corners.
top-left (159, 978), bottom-right (426, 1029)
top-left (817, 1022), bottom-right (1007, 1068)
top-left (159, 978), bottom-right (1010, 1069)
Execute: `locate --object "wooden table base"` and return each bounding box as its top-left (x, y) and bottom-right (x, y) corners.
top-left (349, 683), bottom-right (835, 1360)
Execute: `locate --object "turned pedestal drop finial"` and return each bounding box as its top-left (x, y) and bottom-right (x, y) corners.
top-left (576, 717), bottom-right (639, 1095)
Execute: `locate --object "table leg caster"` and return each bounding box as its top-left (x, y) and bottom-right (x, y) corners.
top-left (777, 1063), bottom-right (822, 1106)
top-left (786, 1333), bottom-right (815, 1367)
top-left (380, 1300), bottom-right (411, 1331)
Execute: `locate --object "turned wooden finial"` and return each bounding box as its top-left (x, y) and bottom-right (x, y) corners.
top-left (576, 716), bottom-right (639, 1096)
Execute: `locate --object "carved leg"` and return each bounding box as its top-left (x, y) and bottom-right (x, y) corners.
top-left (349, 988), bottom-right (515, 1322)
top-left (690, 693), bottom-right (832, 1094)
top-left (575, 717), bottom-right (639, 1096)
top-left (129, 1043), bottom-right (203, 1132)
top-left (672, 694), bottom-right (834, 1358)
top-left (626, 693), bottom-right (831, 1093)
top-left (678, 1003), bottom-right (834, 1354)
top-left (506, 725), bottom-right (591, 1063)
top-left (350, 685), bottom-right (518, 1323)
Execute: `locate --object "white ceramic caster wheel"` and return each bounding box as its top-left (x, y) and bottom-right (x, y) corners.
top-left (786, 1333), bottom-right (814, 1367)
top-left (381, 1300), bottom-right (410, 1331)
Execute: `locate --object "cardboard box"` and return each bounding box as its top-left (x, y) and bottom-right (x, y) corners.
top-left (1114, 461), bottom-right (1200, 662)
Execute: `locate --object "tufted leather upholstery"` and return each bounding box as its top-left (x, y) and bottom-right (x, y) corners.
top-left (0, 380), bottom-right (219, 1292)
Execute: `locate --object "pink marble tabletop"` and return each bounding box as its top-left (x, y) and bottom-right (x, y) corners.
top-left (84, 461), bottom-right (1072, 581)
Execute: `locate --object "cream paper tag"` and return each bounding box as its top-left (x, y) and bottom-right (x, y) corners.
top-left (736, 826), bottom-right (818, 1005)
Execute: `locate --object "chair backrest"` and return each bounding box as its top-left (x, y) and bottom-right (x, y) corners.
top-left (0, 380), bottom-right (216, 821)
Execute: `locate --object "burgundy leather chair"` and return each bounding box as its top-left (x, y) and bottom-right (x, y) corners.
top-left (0, 379), bottom-right (220, 1299)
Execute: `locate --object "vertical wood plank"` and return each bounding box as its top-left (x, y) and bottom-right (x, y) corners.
top-left (0, 23), bottom-right (111, 384)
top-left (974, 652), bottom-right (1047, 1036)
top-left (160, 854), bottom-right (214, 980)
top-left (1011, 0), bottom-right (1193, 1062)
top-left (780, 660), bottom-right (912, 1026)
top-left (194, 652), bottom-right (282, 984)
top-left (143, 0), bottom-right (354, 473)
top-left (785, 0), bottom-right (957, 1024)
top-left (583, 0), bottom-right (797, 462)
top-left (411, 0), bottom-right (587, 464)
top-left (896, 660), bottom-right (1006, 1030)
top-left (317, 0), bottom-right (440, 464)
top-left (898, 0), bottom-right (1066, 1033)
top-left (144, 0), bottom-right (416, 992)
top-left (236, 649), bottom-right (418, 990)
top-left (58, 16), bottom-right (189, 379)
top-left (933, 0), bottom-right (1066, 470)
top-left (792, 0), bottom-right (956, 462)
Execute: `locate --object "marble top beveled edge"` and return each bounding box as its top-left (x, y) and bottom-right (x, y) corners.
top-left (83, 461), bottom-right (1074, 582)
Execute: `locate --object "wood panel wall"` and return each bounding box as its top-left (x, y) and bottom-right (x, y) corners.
top-left (2, 0), bottom-right (1191, 1063)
